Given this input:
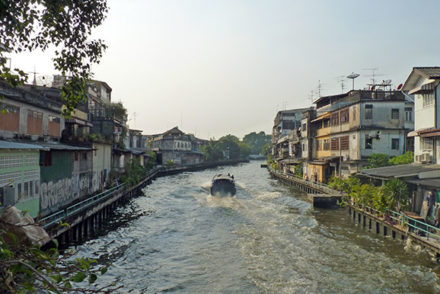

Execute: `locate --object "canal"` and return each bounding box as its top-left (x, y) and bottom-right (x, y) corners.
top-left (72, 161), bottom-right (440, 293)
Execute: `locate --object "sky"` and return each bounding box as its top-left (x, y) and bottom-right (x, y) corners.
top-left (9, 0), bottom-right (440, 139)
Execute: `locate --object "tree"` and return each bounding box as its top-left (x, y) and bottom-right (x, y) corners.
top-left (367, 154), bottom-right (390, 168)
top-left (0, 0), bottom-right (109, 116)
top-left (389, 151), bottom-right (414, 165)
top-left (202, 140), bottom-right (224, 162)
top-left (242, 131), bottom-right (271, 155)
top-left (0, 209), bottom-right (119, 293)
top-left (382, 178), bottom-right (410, 211)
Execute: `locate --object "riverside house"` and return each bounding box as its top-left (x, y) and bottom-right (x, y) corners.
top-left (304, 89), bottom-right (414, 183)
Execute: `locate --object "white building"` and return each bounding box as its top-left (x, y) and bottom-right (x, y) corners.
top-left (403, 67), bottom-right (440, 164)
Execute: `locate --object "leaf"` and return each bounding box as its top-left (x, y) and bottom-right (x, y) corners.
top-left (88, 273), bottom-right (97, 284)
top-left (100, 267), bottom-right (108, 275)
top-left (71, 271), bottom-right (87, 283)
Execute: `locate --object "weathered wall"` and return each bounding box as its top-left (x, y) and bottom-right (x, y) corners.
top-left (0, 150), bottom-right (40, 217)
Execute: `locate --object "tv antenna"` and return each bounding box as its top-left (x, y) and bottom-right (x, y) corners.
top-left (309, 90), bottom-right (315, 104)
top-left (347, 72), bottom-right (360, 90)
top-left (317, 80), bottom-right (323, 97)
top-left (337, 75), bottom-right (346, 93)
top-left (28, 67), bottom-right (39, 86)
top-left (363, 67), bottom-right (384, 87)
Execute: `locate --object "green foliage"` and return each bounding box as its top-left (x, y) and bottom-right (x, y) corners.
top-left (242, 131), bottom-right (272, 155)
top-left (294, 163), bottom-right (303, 177)
top-left (367, 153), bottom-right (390, 168)
top-left (0, 229), bottom-right (115, 293)
top-left (389, 151), bottom-right (414, 165)
top-left (238, 142), bottom-right (252, 159)
top-left (382, 178), bottom-right (410, 211)
top-left (111, 102), bottom-right (127, 122)
top-left (0, 0), bottom-right (108, 116)
top-left (202, 140), bottom-right (224, 162)
top-left (122, 158), bottom-right (147, 187)
top-left (261, 142), bottom-right (271, 156)
top-left (202, 135), bottom-right (251, 161)
top-left (166, 159), bottom-right (175, 168)
top-left (330, 174), bottom-right (410, 212)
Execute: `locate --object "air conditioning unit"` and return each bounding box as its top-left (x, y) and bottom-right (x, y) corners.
top-left (420, 153), bottom-right (432, 164)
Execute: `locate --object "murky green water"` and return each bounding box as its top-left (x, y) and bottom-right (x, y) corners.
top-left (72, 161), bottom-right (440, 293)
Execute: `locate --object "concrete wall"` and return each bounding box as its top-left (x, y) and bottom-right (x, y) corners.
top-left (0, 150), bottom-right (40, 217)
top-left (0, 97), bottom-right (64, 140)
top-left (360, 129), bottom-right (405, 157)
top-left (92, 142), bottom-right (112, 191)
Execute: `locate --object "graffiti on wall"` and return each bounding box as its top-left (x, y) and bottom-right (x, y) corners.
top-left (40, 173), bottom-right (91, 211)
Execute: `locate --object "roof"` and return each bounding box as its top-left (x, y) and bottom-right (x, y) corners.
top-left (403, 67), bottom-right (440, 91)
top-left (414, 67), bottom-right (440, 79)
top-left (36, 142), bottom-right (92, 151)
top-left (405, 178), bottom-right (440, 188)
top-left (163, 126), bottom-right (184, 136)
top-left (357, 164), bottom-right (440, 179)
top-left (0, 140), bottom-right (46, 150)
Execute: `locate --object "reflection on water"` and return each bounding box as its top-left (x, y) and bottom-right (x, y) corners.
top-left (72, 161), bottom-right (440, 293)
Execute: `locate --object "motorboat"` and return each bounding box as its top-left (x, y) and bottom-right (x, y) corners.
top-left (210, 173), bottom-right (236, 196)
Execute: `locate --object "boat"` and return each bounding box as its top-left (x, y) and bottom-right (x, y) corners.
top-left (210, 173), bottom-right (236, 196)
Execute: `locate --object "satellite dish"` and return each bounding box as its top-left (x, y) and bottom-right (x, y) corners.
top-left (347, 73), bottom-right (360, 79)
top-left (346, 72), bottom-right (360, 90)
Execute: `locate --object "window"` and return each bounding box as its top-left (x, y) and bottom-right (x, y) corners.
top-left (331, 113), bottom-right (339, 126)
top-left (316, 140), bottom-right (322, 151)
top-left (74, 152), bottom-right (79, 161)
top-left (323, 119), bottom-right (330, 128)
top-left (365, 104), bottom-right (373, 120)
top-left (352, 106), bottom-right (357, 121)
top-left (40, 151), bottom-right (52, 166)
top-left (331, 138), bottom-right (339, 151)
top-left (405, 107), bottom-right (412, 122)
top-left (391, 138), bottom-right (400, 150)
top-left (302, 143), bottom-right (306, 151)
top-left (82, 152), bottom-right (87, 160)
top-left (391, 109), bottom-right (399, 120)
top-left (421, 138), bottom-right (433, 151)
top-left (423, 92), bottom-right (435, 107)
top-left (302, 123), bottom-right (307, 131)
top-left (340, 109), bottom-right (349, 124)
top-left (365, 137), bottom-right (373, 149)
top-left (323, 139), bottom-right (330, 150)
top-left (341, 136), bottom-right (349, 150)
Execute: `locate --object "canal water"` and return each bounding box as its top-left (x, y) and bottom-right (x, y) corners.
top-left (73, 161), bottom-right (440, 293)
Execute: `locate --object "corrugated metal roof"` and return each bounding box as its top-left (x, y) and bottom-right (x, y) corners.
top-left (36, 142), bottom-right (92, 151)
top-left (414, 67), bottom-right (440, 79)
top-left (406, 178), bottom-right (440, 188)
top-left (358, 164), bottom-right (440, 179)
top-left (0, 140), bottom-right (46, 150)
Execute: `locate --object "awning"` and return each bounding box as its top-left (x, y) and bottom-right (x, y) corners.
top-left (311, 113), bottom-right (331, 123)
top-left (421, 131), bottom-right (440, 138)
top-left (0, 140), bottom-right (47, 150)
top-left (407, 130), bottom-right (418, 137)
top-left (408, 79), bottom-right (437, 95)
top-left (65, 118), bottom-right (93, 127)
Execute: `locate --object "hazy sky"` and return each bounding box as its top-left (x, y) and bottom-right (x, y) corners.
top-left (10, 0), bottom-right (440, 139)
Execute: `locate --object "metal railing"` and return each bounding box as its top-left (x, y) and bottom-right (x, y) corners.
top-left (389, 210), bottom-right (440, 241)
top-left (352, 204), bottom-right (440, 242)
top-left (40, 183), bottom-right (127, 229)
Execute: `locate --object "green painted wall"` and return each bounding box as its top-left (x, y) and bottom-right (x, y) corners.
top-left (40, 150), bottom-right (73, 182)
top-left (15, 197), bottom-right (39, 218)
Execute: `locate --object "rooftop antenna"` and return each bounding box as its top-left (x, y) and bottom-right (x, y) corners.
top-left (363, 68), bottom-right (385, 89)
top-left (317, 80), bottom-right (323, 97)
top-left (309, 90), bottom-right (315, 104)
top-left (29, 66), bottom-right (39, 86)
top-left (337, 75), bottom-right (346, 93)
top-left (347, 72), bottom-right (360, 90)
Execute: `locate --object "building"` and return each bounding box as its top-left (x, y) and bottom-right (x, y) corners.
top-left (305, 89), bottom-right (414, 183)
top-left (403, 67), bottom-right (440, 164)
top-left (271, 108), bottom-right (309, 173)
top-left (0, 81), bottom-right (65, 217)
top-left (152, 127), bottom-right (205, 166)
